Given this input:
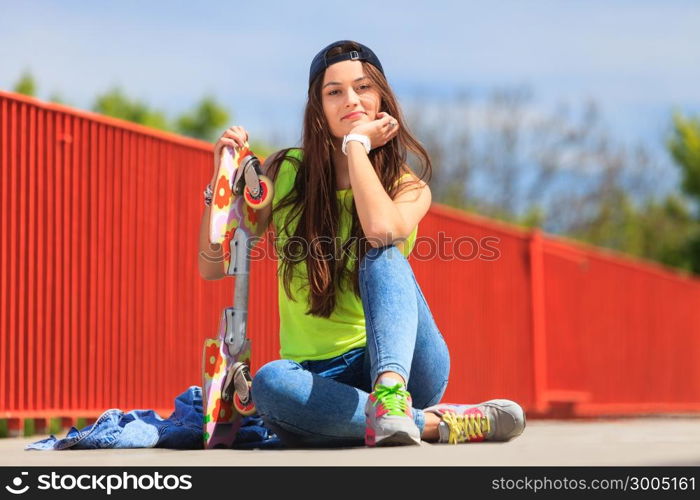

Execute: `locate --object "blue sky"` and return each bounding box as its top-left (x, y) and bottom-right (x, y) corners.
top-left (2, 0), bottom-right (699, 169)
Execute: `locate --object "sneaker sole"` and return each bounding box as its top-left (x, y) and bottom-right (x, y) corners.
top-left (375, 431), bottom-right (421, 447)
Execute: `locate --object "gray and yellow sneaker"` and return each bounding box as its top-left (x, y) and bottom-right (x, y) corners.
top-left (424, 399), bottom-right (526, 443)
top-left (365, 381), bottom-right (421, 446)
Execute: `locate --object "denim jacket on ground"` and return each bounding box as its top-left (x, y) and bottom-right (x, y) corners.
top-left (25, 386), bottom-right (280, 450)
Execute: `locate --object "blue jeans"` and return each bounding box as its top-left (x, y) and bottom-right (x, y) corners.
top-left (252, 244), bottom-right (451, 447)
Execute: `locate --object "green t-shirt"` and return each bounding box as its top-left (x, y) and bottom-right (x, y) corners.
top-left (272, 148), bottom-right (418, 362)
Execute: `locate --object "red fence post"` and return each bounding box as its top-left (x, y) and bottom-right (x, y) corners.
top-left (529, 229), bottom-right (548, 414)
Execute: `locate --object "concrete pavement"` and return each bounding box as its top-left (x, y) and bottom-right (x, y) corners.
top-left (2, 417), bottom-right (699, 467)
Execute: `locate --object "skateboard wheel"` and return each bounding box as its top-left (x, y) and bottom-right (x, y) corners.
top-left (234, 382), bottom-right (256, 416)
top-left (230, 362), bottom-right (256, 416)
top-left (243, 175), bottom-right (273, 209)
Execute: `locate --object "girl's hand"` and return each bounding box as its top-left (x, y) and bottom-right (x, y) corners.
top-left (212, 126), bottom-right (249, 181)
top-left (348, 112), bottom-right (399, 150)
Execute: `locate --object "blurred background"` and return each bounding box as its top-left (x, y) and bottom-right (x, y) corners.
top-left (3, 0), bottom-right (700, 271)
top-left (2, 1), bottom-right (700, 442)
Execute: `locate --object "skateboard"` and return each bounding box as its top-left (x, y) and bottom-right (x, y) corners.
top-left (203, 143), bottom-right (273, 449)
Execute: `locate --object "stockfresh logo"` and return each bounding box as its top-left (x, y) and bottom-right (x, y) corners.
top-left (5, 472), bottom-right (30, 495)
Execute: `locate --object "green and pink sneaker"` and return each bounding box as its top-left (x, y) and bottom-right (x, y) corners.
top-left (365, 381), bottom-right (421, 447)
top-left (424, 399), bottom-right (526, 443)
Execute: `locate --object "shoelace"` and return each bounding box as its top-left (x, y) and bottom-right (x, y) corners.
top-left (442, 411), bottom-right (490, 443)
top-left (371, 383), bottom-right (411, 416)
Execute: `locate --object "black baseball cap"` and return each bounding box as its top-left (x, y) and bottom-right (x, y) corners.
top-left (308, 40), bottom-right (385, 88)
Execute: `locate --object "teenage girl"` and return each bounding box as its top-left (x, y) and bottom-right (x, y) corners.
top-left (199, 40), bottom-right (526, 447)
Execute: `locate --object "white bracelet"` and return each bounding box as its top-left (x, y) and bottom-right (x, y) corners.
top-left (342, 134), bottom-right (371, 155)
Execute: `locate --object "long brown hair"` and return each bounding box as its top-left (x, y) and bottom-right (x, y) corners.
top-left (266, 41), bottom-right (433, 318)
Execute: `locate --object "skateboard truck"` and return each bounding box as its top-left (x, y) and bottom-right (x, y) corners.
top-left (230, 151), bottom-right (272, 209)
top-left (222, 362), bottom-right (254, 408)
top-left (233, 154), bottom-right (265, 200)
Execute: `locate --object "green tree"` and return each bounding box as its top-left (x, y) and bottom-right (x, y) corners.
top-left (48, 92), bottom-right (67, 105)
top-left (638, 195), bottom-right (700, 271)
top-left (175, 95), bottom-right (229, 142)
top-left (668, 112), bottom-right (700, 204)
top-left (92, 87), bottom-right (169, 131)
top-left (668, 111), bottom-right (700, 272)
top-left (13, 70), bottom-right (36, 96)
top-left (519, 205), bottom-right (545, 229)
top-left (91, 88), bottom-right (256, 150)
top-left (570, 190), bottom-right (699, 272)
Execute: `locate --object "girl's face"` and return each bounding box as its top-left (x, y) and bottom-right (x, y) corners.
top-left (321, 60), bottom-right (381, 139)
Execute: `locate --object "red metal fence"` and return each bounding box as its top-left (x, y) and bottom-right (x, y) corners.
top-left (2, 90), bottom-right (699, 433)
